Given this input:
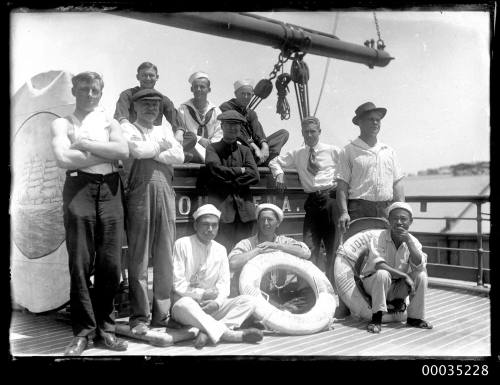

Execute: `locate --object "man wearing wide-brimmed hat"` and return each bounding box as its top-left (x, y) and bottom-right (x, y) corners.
top-left (336, 102), bottom-right (405, 234)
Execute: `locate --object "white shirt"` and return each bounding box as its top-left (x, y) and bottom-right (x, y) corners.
top-left (172, 234), bottom-right (230, 308)
top-left (336, 137), bottom-right (404, 201)
top-left (178, 99), bottom-right (223, 143)
top-left (121, 121), bottom-right (184, 165)
top-left (67, 107), bottom-right (117, 174)
top-left (361, 229), bottom-right (427, 277)
top-left (268, 142), bottom-right (340, 193)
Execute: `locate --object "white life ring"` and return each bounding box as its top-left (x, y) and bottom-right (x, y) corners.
top-left (334, 229), bottom-right (407, 322)
top-left (239, 251), bottom-right (336, 335)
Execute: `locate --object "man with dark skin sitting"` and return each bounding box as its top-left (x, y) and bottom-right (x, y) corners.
top-left (361, 202), bottom-right (433, 333)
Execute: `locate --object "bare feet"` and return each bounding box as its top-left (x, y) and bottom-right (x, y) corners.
top-left (194, 331), bottom-right (209, 349)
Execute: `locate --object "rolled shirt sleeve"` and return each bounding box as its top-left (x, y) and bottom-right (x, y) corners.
top-left (268, 149), bottom-right (296, 178)
top-left (335, 147), bottom-right (351, 184)
top-left (121, 122), bottom-right (161, 159)
top-left (154, 125), bottom-right (185, 164)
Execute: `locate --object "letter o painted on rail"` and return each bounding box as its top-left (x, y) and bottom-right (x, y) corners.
top-left (178, 196), bottom-right (191, 216)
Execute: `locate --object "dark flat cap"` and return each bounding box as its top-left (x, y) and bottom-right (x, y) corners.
top-left (217, 110), bottom-right (246, 123)
top-left (132, 88), bottom-right (163, 102)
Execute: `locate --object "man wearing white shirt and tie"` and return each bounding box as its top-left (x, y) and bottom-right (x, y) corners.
top-left (269, 116), bottom-right (340, 276)
top-left (121, 88), bottom-right (185, 335)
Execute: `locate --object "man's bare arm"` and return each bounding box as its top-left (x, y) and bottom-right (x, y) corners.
top-left (51, 118), bottom-right (109, 169)
top-left (72, 119), bottom-right (129, 160)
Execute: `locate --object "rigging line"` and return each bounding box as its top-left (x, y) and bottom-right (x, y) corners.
top-left (313, 12), bottom-right (340, 117)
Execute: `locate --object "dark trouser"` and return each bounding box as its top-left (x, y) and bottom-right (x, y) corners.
top-left (216, 214), bottom-right (255, 254)
top-left (182, 131), bottom-right (200, 163)
top-left (62, 171), bottom-right (124, 338)
top-left (257, 129), bottom-right (289, 166)
top-left (348, 199), bottom-right (391, 220)
top-left (303, 188), bottom-right (338, 278)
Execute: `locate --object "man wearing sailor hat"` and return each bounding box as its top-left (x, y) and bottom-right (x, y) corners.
top-left (219, 78), bottom-right (289, 166)
top-left (361, 202), bottom-right (433, 333)
top-left (177, 71), bottom-right (223, 163)
top-left (170, 204), bottom-right (264, 349)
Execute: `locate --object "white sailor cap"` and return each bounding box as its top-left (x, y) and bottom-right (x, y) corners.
top-left (188, 71), bottom-right (210, 84)
top-left (256, 203), bottom-right (284, 223)
top-left (234, 79), bottom-right (254, 91)
top-left (387, 202), bottom-right (413, 218)
top-left (193, 204), bottom-right (221, 220)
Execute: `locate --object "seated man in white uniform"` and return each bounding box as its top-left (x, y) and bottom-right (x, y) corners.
top-left (229, 203), bottom-right (313, 313)
top-left (361, 202), bottom-right (433, 333)
top-left (171, 204), bottom-right (264, 349)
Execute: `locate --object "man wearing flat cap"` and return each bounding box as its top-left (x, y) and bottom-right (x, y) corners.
top-left (337, 102), bottom-right (405, 234)
top-left (171, 204), bottom-right (264, 349)
top-left (361, 202), bottom-right (433, 333)
top-left (219, 79), bottom-right (289, 166)
top-left (121, 87), bottom-right (185, 335)
top-left (177, 71), bottom-right (223, 163)
top-left (200, 109), bottom-right (260, 253)
top-left (114, 62), bottom-right (184, 149)
top-left (229, 203), bottom-right (313, 313)
top-left (269, 116), bottom-right (341, 277)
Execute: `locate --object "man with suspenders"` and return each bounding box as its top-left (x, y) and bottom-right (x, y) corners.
top-left (177, 71), bottom-right (223, 163)
top-left (120, 89), bottom-right (185, 335)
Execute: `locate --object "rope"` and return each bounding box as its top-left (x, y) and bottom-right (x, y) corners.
top-left (275, 73), bottom-right (291, 120)
top-left (313, 12), bottom-right (339, 117)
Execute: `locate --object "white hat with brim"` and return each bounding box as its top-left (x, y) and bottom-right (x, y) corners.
top-left (387, 202), bottom-right (413, 217)
top-left (234, 79), bottom-right (254, 91)
top-left (256, 203), bottom-right (284, 223)
top-left (188, 71), bottom-right (210, 84)
top-left (193, 204), bottom-right (221, 221)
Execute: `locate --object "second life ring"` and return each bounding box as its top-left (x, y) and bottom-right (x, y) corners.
top-left (334, 228), bottom-right (407, 322)
top-left (239, 251), bottom-right (336, 335)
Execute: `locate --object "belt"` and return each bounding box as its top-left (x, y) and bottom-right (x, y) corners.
top-left (308, 186), bottom-right (336, 197)
top-left (66, 169), bottom-right (119, 182)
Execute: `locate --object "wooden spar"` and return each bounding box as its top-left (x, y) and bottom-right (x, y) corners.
top-left (112, 12), bottom-right (394, 68)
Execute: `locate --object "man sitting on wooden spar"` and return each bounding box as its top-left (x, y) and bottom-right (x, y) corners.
top-left (361, 202), bottom-right (433, 333)
top-left (171, 204), bottom-right (264, 349)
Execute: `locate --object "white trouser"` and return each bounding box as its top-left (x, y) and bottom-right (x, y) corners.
top-left (362, 269), bottom-right (428, 319)
top-left (171, 295), bottom-right (257, 344)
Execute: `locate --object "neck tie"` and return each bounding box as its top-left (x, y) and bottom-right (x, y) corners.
top-left (307, 147), bottom-right (320, 175)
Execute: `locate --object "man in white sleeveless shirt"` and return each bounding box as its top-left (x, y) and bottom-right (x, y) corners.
top-left (51, 72), bottom-right (129, 355)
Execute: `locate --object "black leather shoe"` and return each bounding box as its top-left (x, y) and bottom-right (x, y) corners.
top-left (94, 332), bottom-right (128, 351)
top-left (64, 336), bottom-right (88, 356)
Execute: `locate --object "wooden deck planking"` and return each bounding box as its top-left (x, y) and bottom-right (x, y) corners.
top-left (9, 287), bottom-right (490, 357)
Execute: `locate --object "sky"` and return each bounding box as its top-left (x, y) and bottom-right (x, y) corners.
top-left (10, 9), bottom-right (490, 175)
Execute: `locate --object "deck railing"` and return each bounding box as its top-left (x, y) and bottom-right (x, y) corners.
top-left (406, 195), bottom-right (490, 286)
